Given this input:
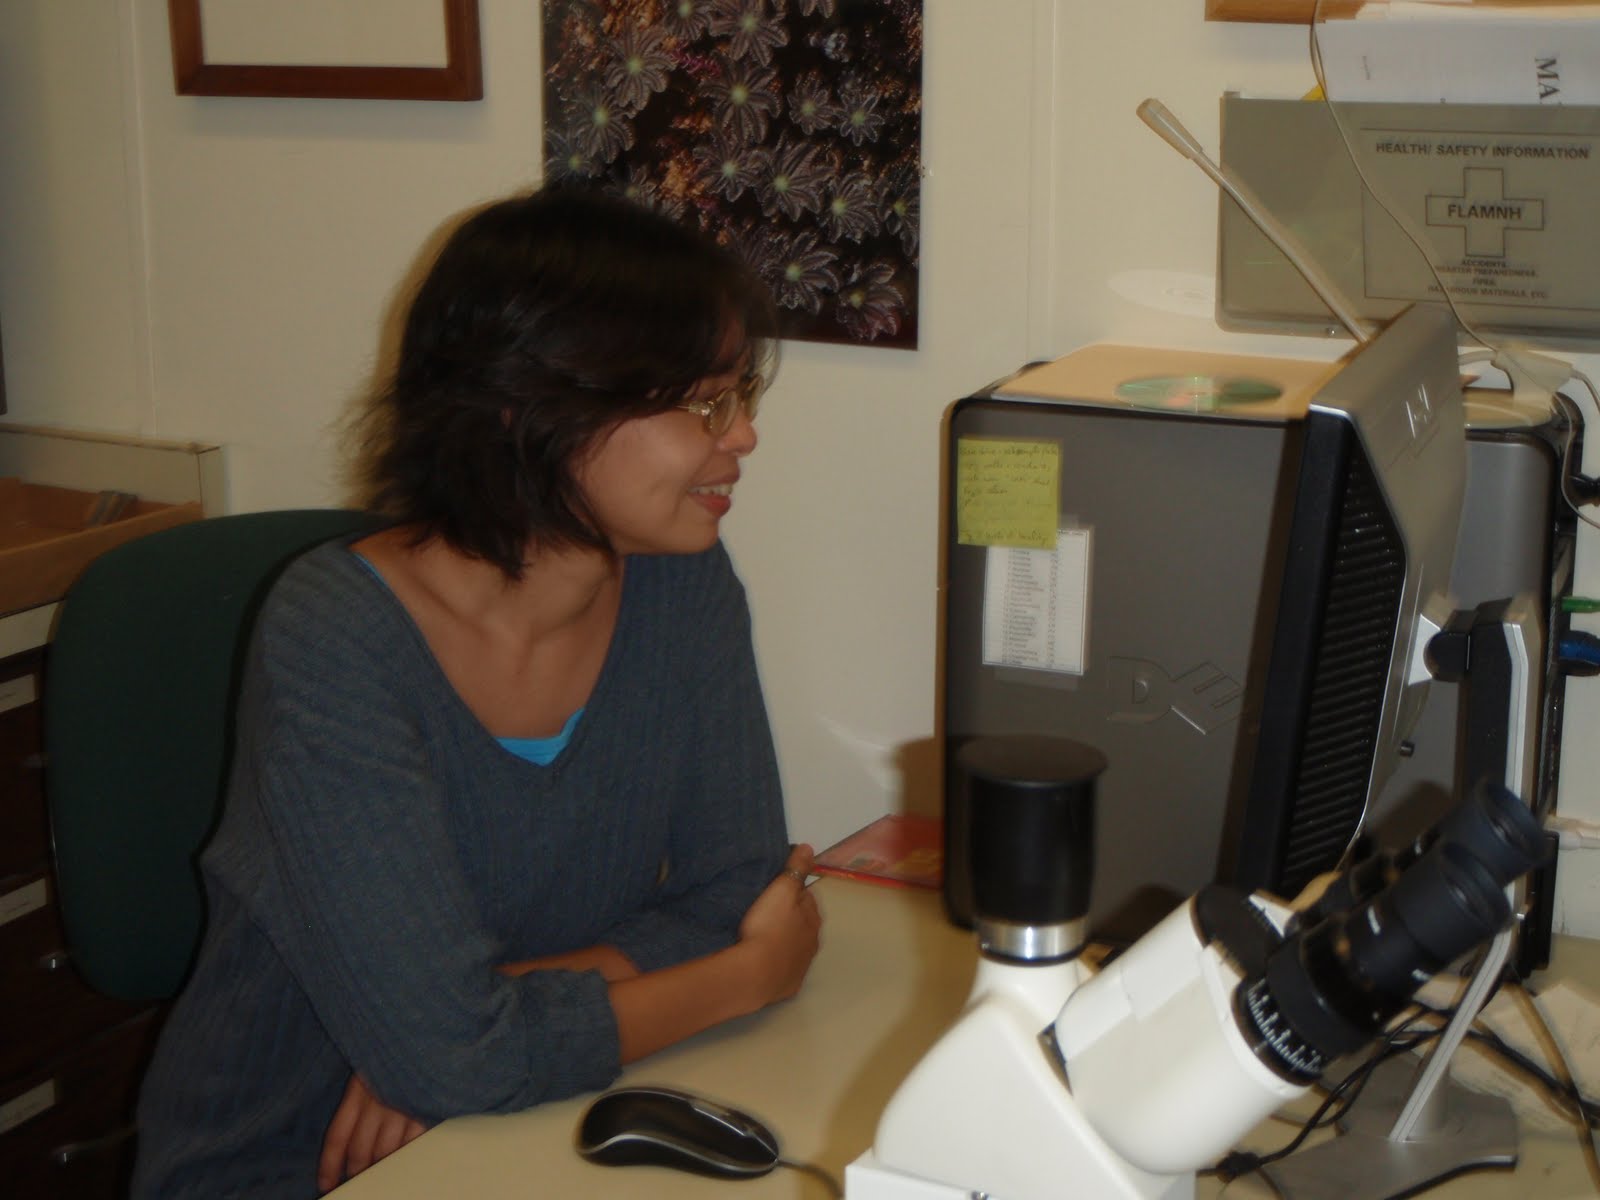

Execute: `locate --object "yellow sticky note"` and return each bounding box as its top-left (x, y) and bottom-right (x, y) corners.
top-left (955, 438), bottom-right (1060, 549)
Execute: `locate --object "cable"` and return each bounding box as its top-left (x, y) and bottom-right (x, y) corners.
top-left (1462, 1026), bottom-right (1600, 1128)
top-left (1546, 814), bottom-right (1600, 852)
top-left (1204, 1013), bottom-right (1443, 1184)
top-left (1551, 393), bottom-right (1600, 535)
top-left (1552, 376), bottom-right (1600, 534)
top-left (1509, 985), bottom-right (1600, 1191)
top-left (1560, 632), bottom-right (1600, 675)
top-left (1406, 995), bottom-right (1600, 1128)
top-left (1563, 364), bottom-right (1600, 463)
top-left (1457, 305), bottom-right (1600, 538)
top-left (778, 1158), bottom-right (844, 1197)
top-left (1210, 977), bottom-right (1600, 1192)
top-left (1307, 0), bottom-right (1600, 537)
top-left (1307, 0), bottom-right (1495, 352)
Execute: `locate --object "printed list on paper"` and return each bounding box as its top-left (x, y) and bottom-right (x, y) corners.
top-left (982, 530), bottom-right (1092, 676)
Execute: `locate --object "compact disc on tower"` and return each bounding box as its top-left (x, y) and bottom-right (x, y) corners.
top-left (1115, 374), bottom-right (1283, 411)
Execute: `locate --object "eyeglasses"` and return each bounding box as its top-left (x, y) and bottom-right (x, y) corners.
top-left (676, 374), bottom-right (764, 437)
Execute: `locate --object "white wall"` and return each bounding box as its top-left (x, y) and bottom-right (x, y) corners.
top-left (3, 1), bottom-right (1598, 932)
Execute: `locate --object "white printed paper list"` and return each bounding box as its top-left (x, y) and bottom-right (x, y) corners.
top-left (981, 529), bottom-right (1090, 676)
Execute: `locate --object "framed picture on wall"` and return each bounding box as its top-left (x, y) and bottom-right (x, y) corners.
top-left (542, 0), bottom-right (925, 350)
top-left (1206, 1), bottom-right (1359, 18)
top-left (1209, 0), bottom-right (1582, 17)
top-left (167, 0), bottom-right (482, 100)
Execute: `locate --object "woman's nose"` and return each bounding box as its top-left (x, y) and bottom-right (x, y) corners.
top-left (717, 406), bottom-right (758, 456)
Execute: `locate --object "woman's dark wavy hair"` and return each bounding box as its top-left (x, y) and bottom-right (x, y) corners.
top-left (354, 185), bottom-right (779, 577)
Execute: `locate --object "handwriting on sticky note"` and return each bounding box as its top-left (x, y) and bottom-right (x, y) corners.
top-left (956, 438), bottom-right (1060, 549)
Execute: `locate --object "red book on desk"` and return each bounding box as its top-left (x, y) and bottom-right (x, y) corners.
top-left (814, 814), bottom-right (943, 890)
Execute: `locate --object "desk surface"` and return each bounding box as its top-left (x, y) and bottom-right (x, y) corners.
top-left (332, 879), bottom-right (1600, 1199)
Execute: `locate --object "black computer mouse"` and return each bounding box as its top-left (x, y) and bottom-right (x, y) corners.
top-left (576, 1085), bottom-right (781, 1180)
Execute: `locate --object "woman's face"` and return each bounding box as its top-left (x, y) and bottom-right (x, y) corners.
top-left (574, 363), bottom-right (759, 557)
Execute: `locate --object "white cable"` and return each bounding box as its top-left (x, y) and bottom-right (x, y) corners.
top-left (1310, 1), bottom-right (1600, 531)
top-left (1308, 0), bottom-right (1491, 350)
top-left (1566, 366), bottom-right (1600, 437)
top-left (1298, 2), bottom-right (1599, 1151)
top-left (1547, 815), bottom-right (1600, 850)
top-left (1561, 371), bottom-right (1600, 518)
top-left (1550, 385), bottom-right (1600, 534)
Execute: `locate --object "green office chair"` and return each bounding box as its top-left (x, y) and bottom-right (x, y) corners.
top-left (43, 508), bottom-right (381, 1002)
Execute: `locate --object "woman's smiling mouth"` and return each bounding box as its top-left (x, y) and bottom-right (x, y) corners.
top-left (690, 481), bottom-right (735, 515)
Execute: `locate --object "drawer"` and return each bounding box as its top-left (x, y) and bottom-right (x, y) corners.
top-left (0, 869), bottom-right (59, 984)
top-left (0, 872), bottom-right (146, 1081)
top-left (0, 675), bottom-right (47, 880)
top-left (0, 1009), bottom-right (163, 1200)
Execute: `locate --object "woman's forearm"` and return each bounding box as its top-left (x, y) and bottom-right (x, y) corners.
top-left (610, 852), bottom-right (821, 1063)
top-left (503, 847), bottom-right (820, 1066)
top-left (495, 944), bottom-right (640, 983)
top-left (608, 942), bottom-right (768, 1063)
top-left (496, 942), bottom-right (764, 1062)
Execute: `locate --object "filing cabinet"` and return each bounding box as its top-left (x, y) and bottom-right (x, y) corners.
top-left (0, 648), bottom-right (165, 1198)
top-left (0, 428), bottom-right (219, 1194)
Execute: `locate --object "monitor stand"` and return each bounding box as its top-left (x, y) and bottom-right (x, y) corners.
top-left (1264, 601), bottom-right (1538, 1198)
top-left (1260, 1055), bottom-right (1516, 1198)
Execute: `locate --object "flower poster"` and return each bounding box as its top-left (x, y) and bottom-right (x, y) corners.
top-left (542, 0), bottom-right (924, 349)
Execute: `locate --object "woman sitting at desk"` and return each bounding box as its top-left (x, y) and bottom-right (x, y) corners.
top-left (132, 187), bottom-right (821, 1199)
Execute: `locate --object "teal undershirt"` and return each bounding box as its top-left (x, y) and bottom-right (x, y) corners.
top-left (351, 551), bottom-right (583, 765)
top-left (495, 708), bottom-right (584, 765)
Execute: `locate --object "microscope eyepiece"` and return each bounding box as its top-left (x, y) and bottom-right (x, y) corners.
top-left (1232, 780), bottom-right (1549, 1083)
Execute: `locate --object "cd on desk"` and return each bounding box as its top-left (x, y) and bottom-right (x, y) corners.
top-left (1115, 374), bottom-right (1283, 411)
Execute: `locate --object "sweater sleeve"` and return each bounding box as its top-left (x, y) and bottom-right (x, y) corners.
top-left (209, 570), bottom-right (622, 1123)
top-left (600, 545), bottom-right (791, 973)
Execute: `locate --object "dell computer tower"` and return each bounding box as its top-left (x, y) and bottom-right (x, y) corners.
top-left (941, 343), bottom-right (1570, 947)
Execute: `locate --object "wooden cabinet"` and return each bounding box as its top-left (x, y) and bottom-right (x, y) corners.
top-left (0, 429), bottom-right (220, 1195)
top-left (0, 649), bottom-right (165, 1199)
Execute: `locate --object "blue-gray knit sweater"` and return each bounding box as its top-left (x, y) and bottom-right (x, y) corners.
top-left (131, 538), bottom-right (788, 1198)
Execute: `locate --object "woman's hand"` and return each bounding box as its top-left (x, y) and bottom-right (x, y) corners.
top-left (317, 1073), bottom-right (427, 1193)
top-left (605, 846), bottom-right (823, 1062)
top-left (736, 844), bottom-right (823, 1005)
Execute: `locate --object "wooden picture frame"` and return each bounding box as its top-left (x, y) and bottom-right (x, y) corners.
top-left (167, 0), bottom-right (482, 101)
top-left (1208, 0), bottom-right (1588, 20)
top-left (1206, 1), bottom-right (1359, 18)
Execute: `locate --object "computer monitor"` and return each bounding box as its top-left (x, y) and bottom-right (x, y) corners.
top-left (941, 303), bottom-right (1471, 937)
top-left (1229, 302), bottom-right (1467, 898)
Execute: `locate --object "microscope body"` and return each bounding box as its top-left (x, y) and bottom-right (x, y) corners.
top-left (847, 895), bottom-right (1304, 1200)
top-left (845, 735), bottom-right (1549, 1200)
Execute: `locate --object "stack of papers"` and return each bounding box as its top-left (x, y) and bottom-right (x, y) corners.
top-left (1317, 1), bottom-right (1600, 104)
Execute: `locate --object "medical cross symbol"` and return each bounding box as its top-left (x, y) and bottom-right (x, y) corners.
top-left (1425, 168), bottom-right (1544, 258)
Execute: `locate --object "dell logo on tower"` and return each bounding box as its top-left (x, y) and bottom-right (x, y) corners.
top-left (1106, 657), bottom-right (1244, 734)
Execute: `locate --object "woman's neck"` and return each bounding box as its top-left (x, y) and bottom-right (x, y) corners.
top-left (360, 527), bottom-right (622, 648)
top-left (354, 527), bottom-right (626, 738)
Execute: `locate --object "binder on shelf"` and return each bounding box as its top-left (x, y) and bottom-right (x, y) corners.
top-left (1315, 2), bottom-right (1600, 106)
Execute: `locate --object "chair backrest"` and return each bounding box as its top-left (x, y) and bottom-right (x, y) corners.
top-left (43, 508), bottom-right (381, 1002)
